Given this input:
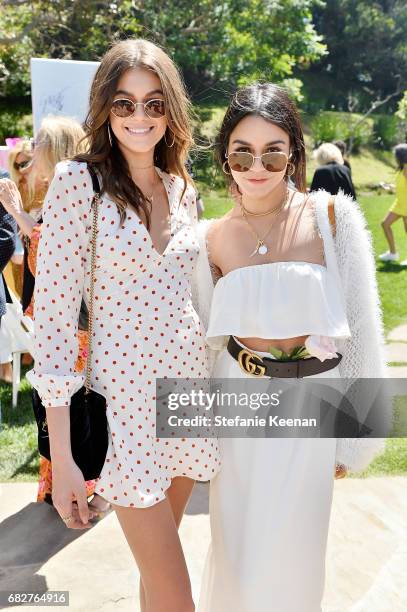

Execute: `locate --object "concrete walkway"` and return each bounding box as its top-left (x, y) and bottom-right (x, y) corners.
top-left (0, 323), bottom-right (406, 611)
top-left (1, 478), bottom-right (407, 612)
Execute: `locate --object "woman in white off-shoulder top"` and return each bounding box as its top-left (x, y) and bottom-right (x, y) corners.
top-left (193, 83), bottom-right (389, 612)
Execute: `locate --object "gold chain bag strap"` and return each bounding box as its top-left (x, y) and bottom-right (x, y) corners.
top-left (32, 164), bottom-right (109, 481)
top-left (85, 166), bottom-right (100, 394)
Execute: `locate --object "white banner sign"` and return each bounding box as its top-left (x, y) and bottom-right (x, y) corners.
top-left (30, 58), bottom-right (100, 134)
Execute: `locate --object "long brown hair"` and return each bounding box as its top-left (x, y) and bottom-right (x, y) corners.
top-left (216, 83), bottom-right (306, 193)
top-left (75, 39), bottom-right (194, 226)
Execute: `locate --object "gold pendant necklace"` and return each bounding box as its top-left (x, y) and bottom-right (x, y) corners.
top-left (240, 189), bottom-right (291, 257)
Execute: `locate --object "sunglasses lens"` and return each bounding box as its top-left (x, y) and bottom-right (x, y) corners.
top-left (14, 159), bottom-right (32, 170)
top-left (262, 152), bottom-right (288, 172)
top-left (228, 152), bottom-right (253, 172)
top-left (111, 99), bottom-right (135, 117)
top-left (145, 99), bottom-right (166, 118)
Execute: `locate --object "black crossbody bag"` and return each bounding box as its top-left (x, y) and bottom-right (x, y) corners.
top-left (32, 165), bottom-right (108, 481)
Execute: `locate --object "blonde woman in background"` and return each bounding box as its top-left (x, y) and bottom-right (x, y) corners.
top-left (310, 142), bottom-right (356, 199)
top-left (0, 115), bottom-right (110, 515)
top-left (0, 139), bottom-right (34, 381)
top-left (8, 138), bottom-right (35, 212)
top-left (2, 139), bottom-right (35, 300)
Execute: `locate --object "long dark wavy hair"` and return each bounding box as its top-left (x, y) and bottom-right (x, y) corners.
top-left (75, 39), bottom-right (194, 227)
top-left (216, 83), bottom-right (307, 193)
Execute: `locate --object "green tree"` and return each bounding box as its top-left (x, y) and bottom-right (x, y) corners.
top-left (0, 0), bottom-right (326, 100)
top-left (307, 0), bottom-right (407, 112)
top-left (396, 90), bottom-right (407, 141)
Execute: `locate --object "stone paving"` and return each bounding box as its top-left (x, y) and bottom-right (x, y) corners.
top-left (0, 324), bottom-right (406, 611)
top-left (1, 478), bottom-right (407, 612)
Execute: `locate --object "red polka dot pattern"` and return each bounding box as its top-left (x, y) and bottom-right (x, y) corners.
top-left (26, 161), bottom-right (221, 508)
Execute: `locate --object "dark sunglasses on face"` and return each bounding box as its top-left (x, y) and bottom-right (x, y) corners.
top-left (14, 158), bottom-right (33, 171)
top-left (111, 98), bottom-right (166, 119)
top-left (226, 151), bottom-right (290, 173)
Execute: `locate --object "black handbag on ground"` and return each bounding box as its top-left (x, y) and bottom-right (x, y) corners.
top-left (32, 164), bottom-right (108, 481)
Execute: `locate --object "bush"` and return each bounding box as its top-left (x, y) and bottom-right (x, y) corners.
top-left (189, 105), bottom-right (225, 190)
top-left (373, 115), bottom-right (399, 149)
top-left (310, 113), bottom-right (338, 146)
top-left (310, 111), bottom-right (373, 152)
top-left (0, 106), bottom-right (32, 145)
top-left (346, 119), bottom-right (373, 152)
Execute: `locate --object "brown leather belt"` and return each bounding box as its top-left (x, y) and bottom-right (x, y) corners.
top-left (227, 336), bottom-right (342, 378)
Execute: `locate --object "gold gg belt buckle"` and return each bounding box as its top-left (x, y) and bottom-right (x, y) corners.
top-left (237, 348), bottom-right (266, 377)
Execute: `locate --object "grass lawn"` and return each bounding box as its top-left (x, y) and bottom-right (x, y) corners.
top-left (0, 366), bottom-right (40, 483)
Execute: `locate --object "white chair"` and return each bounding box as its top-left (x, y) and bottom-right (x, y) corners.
top-left (0, 289), bottom-right (34, 409)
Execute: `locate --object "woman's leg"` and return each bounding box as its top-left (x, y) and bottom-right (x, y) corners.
top-left (138, 477), bottom-right (195, 611)
top-left (381, 211), bottom-right (401, 253)
top-left (113, 477), bottom-right (195, 612)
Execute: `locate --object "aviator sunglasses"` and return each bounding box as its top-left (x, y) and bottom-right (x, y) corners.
top-left (225, 150), bottom-right (290, 173)
top-left (111, 98), bottom-right (166, 120)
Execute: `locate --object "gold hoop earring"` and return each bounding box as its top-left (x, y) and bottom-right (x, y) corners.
top-left (222, 160), bottom-right (231, 175)
top-left (107, 122), bottom-right (113, 147)
top-left (286, 162), bottom-right (295, 177)
top-left (164, 129), bottom-right (175, 148)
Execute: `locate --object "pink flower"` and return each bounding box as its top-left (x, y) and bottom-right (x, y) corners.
top-left (304, 335), bottom-right (338, 362)
top-left (5, 137), bottom-right (23, 149)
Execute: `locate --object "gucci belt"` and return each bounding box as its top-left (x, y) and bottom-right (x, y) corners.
top-left (227, 336), bottom-right (342, 378)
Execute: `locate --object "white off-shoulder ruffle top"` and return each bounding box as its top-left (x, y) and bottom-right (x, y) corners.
top-left (205, 260), bottom-right (352, 350)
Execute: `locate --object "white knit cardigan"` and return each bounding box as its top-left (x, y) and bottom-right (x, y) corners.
top-left (191, 189), bottom-right (390, 474)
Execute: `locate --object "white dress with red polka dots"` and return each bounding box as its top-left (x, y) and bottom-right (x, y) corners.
top-left (26, 160), bottom-right (220, 508)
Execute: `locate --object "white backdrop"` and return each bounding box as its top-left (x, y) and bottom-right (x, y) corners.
top-left (30, 58), bottom-right (100, 135)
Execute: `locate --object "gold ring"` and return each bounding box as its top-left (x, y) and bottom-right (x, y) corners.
top-left (61, 514), bottom-right (74, 523)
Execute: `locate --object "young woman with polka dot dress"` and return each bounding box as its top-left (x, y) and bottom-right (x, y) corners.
top-left (26, 39), bottom-right (220, 612)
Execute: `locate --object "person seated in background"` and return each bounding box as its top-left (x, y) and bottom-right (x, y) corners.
top-left (310, 142), bottom-right (356, 200)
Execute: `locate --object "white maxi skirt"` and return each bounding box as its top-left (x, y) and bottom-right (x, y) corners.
top-left (198, 339), bottom-right (341, 612)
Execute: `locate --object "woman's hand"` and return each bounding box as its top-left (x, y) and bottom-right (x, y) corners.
top-left (334, 463), bottom-right (347, 479)
top-left (51, 458), bottom-right (98, 529)
top-left (0, 179), bottom-right (37, 237)
top-left (0, 179), bottom-right (24, 217)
